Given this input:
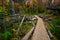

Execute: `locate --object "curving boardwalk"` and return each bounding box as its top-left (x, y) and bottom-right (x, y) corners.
top-left (31, 15), bottom-right (50, 40)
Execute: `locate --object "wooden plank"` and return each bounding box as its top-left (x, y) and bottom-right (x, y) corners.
top-left (17, 15), bottom-right (26, 32)
top-left (21, 27), bottom-right (35, 40)
top-left (31, 15), bottom-right (50, 40)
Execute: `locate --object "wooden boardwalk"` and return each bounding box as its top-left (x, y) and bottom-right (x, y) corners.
top-left (21, 27), bottom-right (35, 40)
top-left (31, 15), bottom-right (50, 40)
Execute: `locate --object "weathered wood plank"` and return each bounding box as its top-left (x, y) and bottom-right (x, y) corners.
top-left (31, 15), bottom-right (50, 40)
top-left (21, 27), bottom-right (35, 40)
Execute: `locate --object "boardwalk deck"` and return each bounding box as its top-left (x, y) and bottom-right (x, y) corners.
top-left (31, 15), bottom-right (50, 40)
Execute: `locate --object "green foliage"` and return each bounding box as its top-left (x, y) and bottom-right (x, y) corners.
top-left (51, 17), bottom-right (60, 26)
top-left (49, 17), bottom-right (60, 40)
top-left (3, 31), bottom-right (11, 39)
top-left (22, 5), bottom-right (47, 15)
top-left (15, 7), bottom-right (19, 13)
top-left (4, 21), bottom-right (11, 27)
top-left (20, 23), bottom-right (32, 36)
top-left (38, 7), bottom-right (46, 13)
top-left (0, 31), bottom-right (12, 40)
top-left (0, 12), bottom-right (4, 18)
top-left (57, 6), bottom-right (60, 9)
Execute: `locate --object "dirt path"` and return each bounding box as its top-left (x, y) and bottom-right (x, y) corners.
top-left (31, 15), bottom-right (50, 40)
